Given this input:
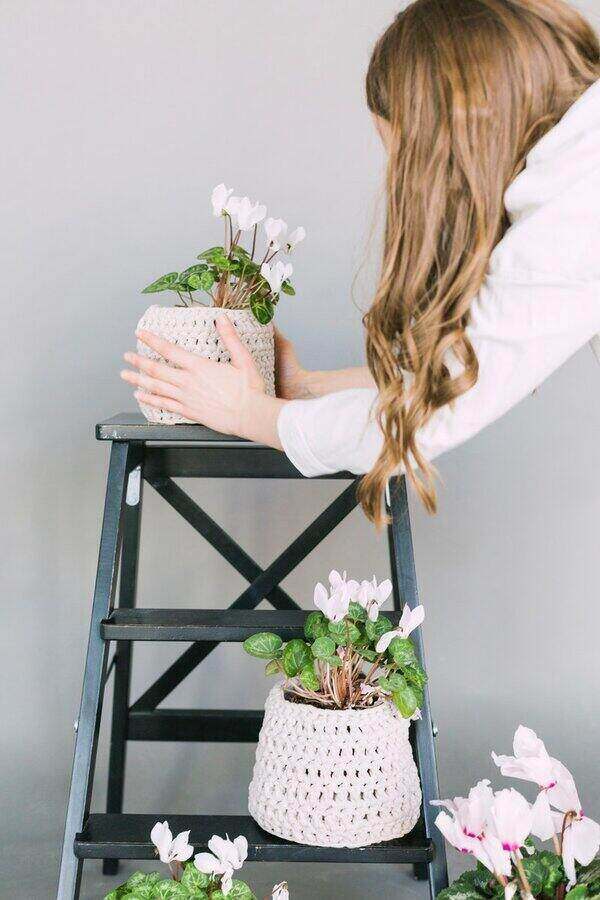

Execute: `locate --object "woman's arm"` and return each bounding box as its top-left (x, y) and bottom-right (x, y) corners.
top-left (275, 329), bottom-right (374, 399)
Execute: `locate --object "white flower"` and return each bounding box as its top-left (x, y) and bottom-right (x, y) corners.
top-left (356, 576), bottom-right (392, 621)
top-left (329, 570), bottom-right (359, 601)
top-left (194, 834), bottom-right (248, 896)
top-left (313, 581), bottom-right (349, 623)
top-left (432, 780), bottom-right (494, 841)
top-left (232, 196), bottom-right (267, 231)
top-left (492, 725), bottom-right (560, 791)
top-left (272, 882), bottom-right (289, 900)
top-left (562, 814), bottom-right (600, 888)
top-left (530, 790), bottom-right (557, 842)
top-left (285, 226), bottom-right (306, 251)
top-left (150, 821), bottom-right (193, 864)
top-left (375, 603), bottom-right (425, 653)
top-left (211, 183), bottom-right (234, 217)
top-left (490, 789), bottom-right (533, 853)
top-left (264, 217), bottom-right (288, 250)
top-left (434, 811), bottom-right (498, 871)
top-left (261, 260), bottom-right (293, 295)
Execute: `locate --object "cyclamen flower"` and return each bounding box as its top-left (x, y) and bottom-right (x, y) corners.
top-left (329, 569), bottom-right (359, 601)
top-left (261, 261), bottom-right (293, 296)
top-left (432, 780), bottom-right (494, 841)
top-left (490, 789), bottom-right (533, 852)
top-left (232, 196), bottom-right (267, 231)
top-left (194, 834), bottom-right (248, 896)
top-left (286, 226), bottom-right (306, 251)
top-left (211, 183), bottom-right (234, 217)
top-left (492, 725), bottom-right (560, 791)
top-left (375, 603), bottom-right (425, 653)
top-left (313, 581), bottom-right (350, 623)
top-left (356, 576), bottom-right (392, 621)
top-left (150, 821), bottom-right (193, 864)
top-left (562, 814), bottom-right (600, 888)
top-left (272, 883), bottom-right (289, 900)
top-left (264, 217), bottom-right (287, 250)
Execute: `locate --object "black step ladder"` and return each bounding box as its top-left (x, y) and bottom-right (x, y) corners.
top-left (57, 413), bottom-right (449, 899)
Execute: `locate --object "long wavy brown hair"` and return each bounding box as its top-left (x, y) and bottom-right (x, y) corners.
top-left (360, 0), bottom-right (599, 526)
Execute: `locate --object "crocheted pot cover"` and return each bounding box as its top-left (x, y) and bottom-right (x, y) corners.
top-left (135, 305), bottom-right (275, 424)
top-left (248, 684), bottom-right (422, 848)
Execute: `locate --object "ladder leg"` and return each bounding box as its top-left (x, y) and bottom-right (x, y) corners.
top-left (57, 442), bottom-right (139, 899)
top-left (387, 476), bottom-right (449, 900)
top-left (103, 462), bottom-right (143, 875)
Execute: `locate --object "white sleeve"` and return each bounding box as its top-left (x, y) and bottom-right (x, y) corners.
top-left (277, 275), bottom-right (600, 478)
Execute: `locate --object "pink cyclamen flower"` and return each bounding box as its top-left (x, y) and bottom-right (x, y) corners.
top-left (313, 582), bottom-right (350, 623)
top-left (432, 780), bottom-right (494, 840)
top-left (194, 834), bottom-right (248, 896)
top-left (264, 217), bottom-right (287, 250)
top-left (285, 226), bottom-right (306, 251)
top-left (150, 821), bottom-right (193, 864)
top-left (530, 790), bottom-right (557, 842)
top-left (356, 576), bottom-right (393, 622)
top-left (492, 725), bottom-right (560, 791)
top-left (561, 814), bottom-right (600, 888)
top-left (376, 603), bottom-right (425, 653)
top-left (211, 183), bottom-right (234, 217)
top-left (490, 789), bottom-right (533, 853)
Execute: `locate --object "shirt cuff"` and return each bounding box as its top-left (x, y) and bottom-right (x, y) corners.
top-left (277, 399), bottom-right (334, 477)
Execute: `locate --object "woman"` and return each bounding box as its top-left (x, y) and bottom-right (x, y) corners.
top-left (122, 0), bottom-right (600, 526)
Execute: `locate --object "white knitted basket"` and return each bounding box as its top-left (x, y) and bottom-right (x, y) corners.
top-left (248, 684), bottom-right (422, 848)
top-left (135, 305), bottom-right (275, 424)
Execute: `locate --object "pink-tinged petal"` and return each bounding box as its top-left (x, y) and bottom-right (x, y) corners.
top-left (481, 833), bottom-right (513, 877)
top-left (400, 604), bottom-right (425, 637)
top-left (150, 820), bottom-right (173, 863)
top-left (562, 826), bottom-right (577, 888)
top-left (313, 582), bottom-right (328, 611)
top-left (221, 869), bottom-right (234, 895)
top-left (170, 829), bottom-right (193, 862)
top-left (329, 570), bottom-right (343, 589)
top-left (546, 761), bottom-right (582, 814)
top-left (570, 817), bottom-right (600, 867)
top-left (491, 752), bottom-right (557, 789)
top-left (531, 792), bottom-right (556, 842)
top-left (505, 882), bottom-right (518, 900)
top-left (513, 726), bottom-right (549, 759)
top-left (491, 789), bottom-right (533, 851)
top-left (376, 629), bottom-right (398, 654)
top-left (194, 851), bottom-right (224, 875)
top-left (375, 578), bottom-right (393, 604)
top-left (233, 835), bottom-right (249, 867)
top-left (430, 798), bottom-right (460, 815)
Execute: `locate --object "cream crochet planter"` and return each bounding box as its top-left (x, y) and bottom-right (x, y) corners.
top-left (248, 684), bottom-right (422, 848)
top-left (135, 305), bottom-right (275, 424)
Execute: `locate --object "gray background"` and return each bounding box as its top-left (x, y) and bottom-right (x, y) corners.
top-left (2, 1), bottom-right (599, 898)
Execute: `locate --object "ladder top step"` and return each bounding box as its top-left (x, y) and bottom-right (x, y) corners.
top-left (97, 412), bottom-right (246, 444)
top-left (101, 609), bottom-right (403, 642)
top-left (75, 813), bottom-right (433, 864)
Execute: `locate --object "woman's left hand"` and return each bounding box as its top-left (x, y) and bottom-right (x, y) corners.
top-left (120, 316), bottom-right (285, 445)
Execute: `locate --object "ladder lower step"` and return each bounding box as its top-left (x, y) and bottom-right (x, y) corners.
top-left (102, 609), bottom-right (403, 642)
top-left (127, 709), bottom-right (264, 742)
top-left (75, 814), bottom-right (433, 864)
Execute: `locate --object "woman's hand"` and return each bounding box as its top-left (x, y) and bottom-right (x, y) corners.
top-left (120, 316), bottom-right (285, 446)
top-left (275, 328), bottom-right (309, 399)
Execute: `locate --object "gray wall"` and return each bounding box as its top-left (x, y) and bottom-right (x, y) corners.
top-left (2, 2), bottom-right (599, 898)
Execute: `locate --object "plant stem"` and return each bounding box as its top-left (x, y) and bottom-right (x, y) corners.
top-left (176, 290), bottom-right (188, 307)
top-left (251, 223), bottom-right (257, 259)
top-left (514, 855), bottom-right (533, 896)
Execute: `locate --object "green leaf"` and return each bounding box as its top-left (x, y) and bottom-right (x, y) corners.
top-left (300, 664), bottom-right (320, 691)
top-left (364, 615), bottom-right (393, 645)
top-left (325, 655), bottom-right (343, 667)
top-left (181, 863), bottom-right (211, 891)
top-left (328, 619), bottom-right (361, 646)
top-left (197, 246), bottom-right (227, 261)
top-left (199, 270), bottom-right (215, 291)
top-left (264, 659), bottom-right (281, 676)
top-left (355, 647), bottom-right (379, 662)
top-left (312, 636), bottom-right (336, 659)
top-left (142, 272), bottom-right (180, 294)
top-left (392, 682), bottom-right (421, 718)
top-left (226, 881), bottom-right (256, 900)
top-left (404, 662), bottom-right (428, 690)
top-left (388, 637), bottom-right (418, 667)
top-left (528, 849), bottom-right (566, 897)
top-left (347, 601), bottom-right (367, 622)
top-left (123, 871), bottom-right (162, 898)
top-left (280, 280), bottom-right (295, 296)
top-left (229, 246), bottom-right (250, 260)
top-left (379, 673), bottom-right (407, 693)
top-left (304, 611), bottom-right (329, 641)
top-left (566, 887), bottom-right (588, 899)
top-left (436, 868), bottom-right (492, 900)
top-left (283, 639), bottom-right (313, 676)
top-left (154, 880), bottom-right (189, 899)
top-left (578, 857), bottom-right (600, 894)
top-left (250, 295), bottom-right (275, 325)
top-left (243, 632), bottom-right (283, 660)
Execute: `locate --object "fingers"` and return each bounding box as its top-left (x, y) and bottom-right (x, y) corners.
top-left (136, 330), bottom-right (198, 369)
top-left (121, 368), bottom-right (183, 401)
top-left (123, 351), bottom-right (187, 386)
top-left (216, 316), bottom-right (256, 371)
top-left (133, 390), bottom-right (185, 417)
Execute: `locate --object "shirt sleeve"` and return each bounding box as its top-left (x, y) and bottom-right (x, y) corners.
top-left (277, 275), bottom-right (600, 478)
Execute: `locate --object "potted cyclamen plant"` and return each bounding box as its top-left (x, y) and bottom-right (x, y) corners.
top-left (243, 569), bottom-right (426, 848)
top-left (434, 726), bottom-right (600, 900)
top-left (137, 183), bottom-right (305, 424)
top-left (104, 821), bottom-right (290, 900)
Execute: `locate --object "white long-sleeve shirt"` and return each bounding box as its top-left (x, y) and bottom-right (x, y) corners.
top-left (278, 79), bottom-right (600, 477)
